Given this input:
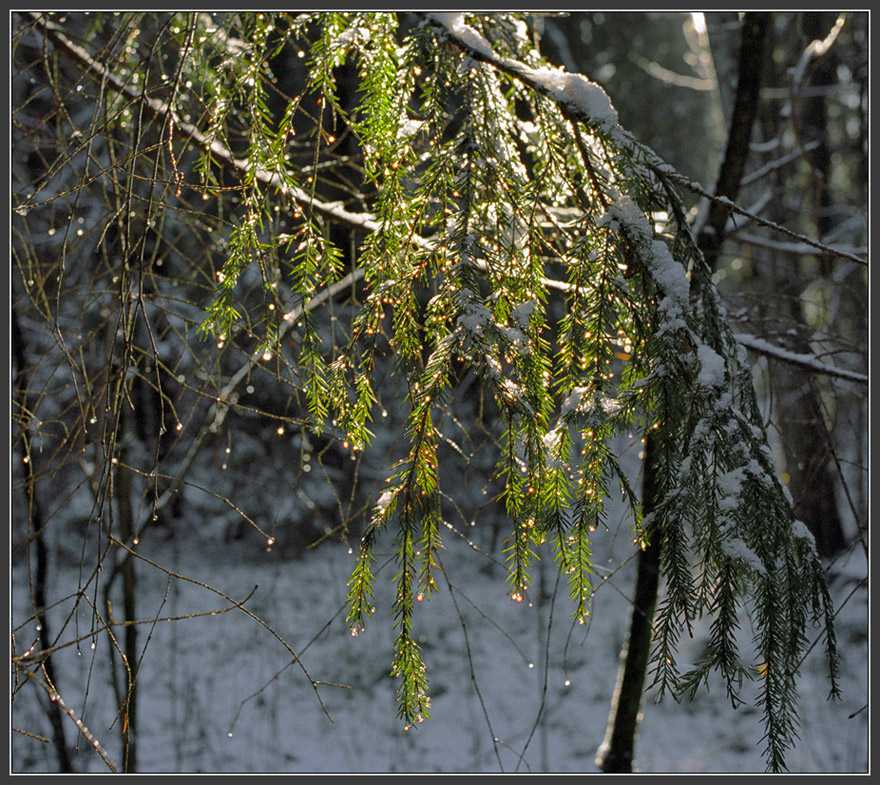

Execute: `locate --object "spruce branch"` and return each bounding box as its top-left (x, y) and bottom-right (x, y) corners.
top-left (19, 13), bottom-right (846, 769)
top-left (29, 11), bottom-right (855, 391)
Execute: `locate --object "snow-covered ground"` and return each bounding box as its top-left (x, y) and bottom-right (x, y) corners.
top-left (11, 518), bottom-right (867, 774)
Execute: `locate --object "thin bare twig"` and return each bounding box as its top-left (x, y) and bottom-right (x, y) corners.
top-left (28, 666), bottom-right (120, 773)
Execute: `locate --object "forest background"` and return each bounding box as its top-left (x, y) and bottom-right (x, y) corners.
top-left (10, 11), bottom-right (868, 774)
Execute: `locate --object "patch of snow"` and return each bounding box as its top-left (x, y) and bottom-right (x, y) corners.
top-left (528, 68), bottom-right (618, 129)
top-left (334, 25), bottom-right (366, 48)
top-left (716, 467), bottom-right (744, 497)
top-left (398, 116), bottom-right (425, 139)
top-left (791, 519), bottom-right (817, 551)
top-left (742, 458), bottom-right (768, 485)
top-left (646, 240), bottom-right (690, 310)
top-left (500, 378), bottom-right (520, 397)
top-left (593, 393), bottom-right (621, 417)
top-left (376, 488), bottom-right (396, 516)
top-left (429, 13), bottom-right (619, 132)
top-left (780, 481), bottom-right (795, 507)
top-left (734, 333), bottom-right (868, 385)
top-left (722, 536), bottom-right (766, 575)
top-left (498, 325), bottom-right (529, 354)
top-left (601, 195), bottom-right (652, 243)
top-left (654, 305), bottom-right (686, 336)
top-left (696, 344), bottom-right (726, 390)
top-left (560, 386), bottom-right (588, 418)
top-left (427, 13), bottom-right (494, 59)
top-left (458, 302), bottom-right (494, 333)
top-left (511, 299), bottom-right (538, 328)
top-left (678, 454), bottom-right (692, 479)
top-left (542, 425), bottom-right (563, 453)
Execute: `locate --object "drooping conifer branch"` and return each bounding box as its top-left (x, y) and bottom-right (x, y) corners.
top-left (324, 14), bottom-right (838, 767)
top-left (25, 13), bottom-right (860, 388)
top-left (22, 12), bottom-right (843, 768)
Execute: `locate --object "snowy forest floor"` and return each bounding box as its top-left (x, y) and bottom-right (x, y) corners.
top-left (11, 519), bottom-right (867, 775)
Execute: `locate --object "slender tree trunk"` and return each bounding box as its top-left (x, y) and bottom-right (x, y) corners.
top-left (697, 13), bottom-right (772, 267)
top-left (752, 12), bottom-right (847, 557)
top-left (597, 15), bottom-right (772, 771)
top-left (595, 434), bottom-right (661, 773)
top-left (102, 396), bottom-right (140, 773)
top-left (784, 11), bottom-right (846, 556)
top-left (12, 309), bottom-right (74, 773)
top-left (116, 444), bottom-right (139, 772)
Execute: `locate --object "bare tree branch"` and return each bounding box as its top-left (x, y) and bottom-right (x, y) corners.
top-left (734, 333), bottom-right (867, 385)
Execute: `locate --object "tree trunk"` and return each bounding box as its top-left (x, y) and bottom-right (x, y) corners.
top-left (596, 15), bottom-right (773, 771)
top-left (12, 309), bottom-right (74, 773)
top-left (103, 396), bottom-right (140, 772)
top-left (595, 433), bottom-right (661, 773)
top-left (751, 12), bottom-right (847, 557)
top-left (116, 445), bottom-right (139, 772)
top-left (697, 13), bottom-right (772, 268)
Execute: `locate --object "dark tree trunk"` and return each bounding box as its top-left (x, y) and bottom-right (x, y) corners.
top-left (12, 309), bottom-right (74, 773)
top-left (596, 15), bottom-right (773, 772)
top-left (115, 440), bottom-right (139, 773)
top-left (595, 435), bottom-right (661, 773)
top-left (698, 13), bottom-right (772, 269)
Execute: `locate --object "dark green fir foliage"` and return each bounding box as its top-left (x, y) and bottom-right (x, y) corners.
top-left (196, 12), bottom-right (837, 765)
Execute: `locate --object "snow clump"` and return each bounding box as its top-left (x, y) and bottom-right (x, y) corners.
top-left (429, 13), bottom-right (619, 131)
top-left (696, 344), bottom-right (726, 390)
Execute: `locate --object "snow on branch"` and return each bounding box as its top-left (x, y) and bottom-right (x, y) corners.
top-left (424, 12), bottom-right (620, 134)
top-left (734, 231), bottom-right (867, 259)
top-left (30, 12), bottom-right (864, 398)
top-left (735, 333), bottom-right (867, 385)
top-left (423, 12), bottom-right (867, 272)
